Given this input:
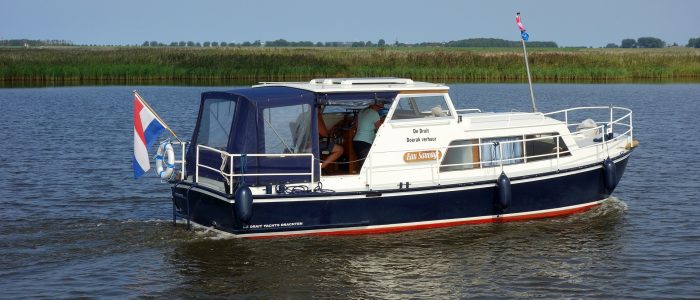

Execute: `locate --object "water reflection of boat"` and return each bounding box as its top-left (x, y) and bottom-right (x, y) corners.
top-left (162, 78), bottom-right (637, 238)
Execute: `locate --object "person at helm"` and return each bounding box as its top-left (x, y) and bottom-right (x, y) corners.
top-left (353, 100), bottom-right (386, 166)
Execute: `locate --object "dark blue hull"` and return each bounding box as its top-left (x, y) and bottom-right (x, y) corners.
top-left (171, 152), bottom-right (631, 237)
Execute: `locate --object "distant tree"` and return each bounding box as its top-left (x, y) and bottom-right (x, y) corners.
top-left (186, 41), bottom-right (195, 47)
top-left (203, 41), bottom-right (211, 47)
top-left (142, 41), bottom-right (149, 46)
top-left (149, 41), bottom-right (158, 47)
top-left (378, 39), bottom-right (386, 47)
top-left (366, 40), bottom-right (373, 47)
top-left (605, 43), bottom-right (619, 48)
top-left (637, 37), bottom-right (665, 48)
top-left (315, 41), bottom-right (323, 47)
top-left (417, 42), bottom-right (445, 47)
top-left (179, 41), bottom-right (186, 47)
top-left (687, 37), bottom-right (700, 48)
top-left (352, 41), bottom-right (365, 47)
top-left (195, 42), bottom-right (202, 47)
top-left (621, 38), bottom-right (637, 48)
top-left (220, 41), bottom-right (227, 47)
top-left (447, 38), bottom-right (512, 47)
top-left (267, 39), bottom-right (289, 47)
top-left (170, 42), bottom-right (178, 47)
top-left (253, 40), bottom-right (261, 46)
top-left (242, 41), bottom-right (252, 47)
top-left (212, 41), bottom-right (219, 47)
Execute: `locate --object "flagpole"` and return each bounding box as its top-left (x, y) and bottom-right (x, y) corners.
top-left (517, 12), bottom-right (537, 112)
top-left (133, 90), bottom-right (183, 143)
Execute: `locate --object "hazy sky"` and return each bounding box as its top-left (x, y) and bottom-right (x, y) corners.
top-left (2, 0), bottom-right (698, 47)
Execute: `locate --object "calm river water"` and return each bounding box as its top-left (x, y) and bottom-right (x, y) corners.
top-left (1, 84), bottom-right (699, 298)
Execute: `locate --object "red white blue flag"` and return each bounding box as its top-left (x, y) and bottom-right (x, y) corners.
top-left (133, 93), bottom-right (166, 179)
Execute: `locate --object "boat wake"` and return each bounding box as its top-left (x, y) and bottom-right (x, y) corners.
top-left (565, 196), bottom-right (628, 222)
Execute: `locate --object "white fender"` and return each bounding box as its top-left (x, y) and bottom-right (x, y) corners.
top-left (156, 141), bottom-right (175, 179)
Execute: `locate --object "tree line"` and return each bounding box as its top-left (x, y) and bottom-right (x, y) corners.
top-left (0, 39), bottom-right (73, 47)
top-left (3, 36), bottom-right (699, 49)
top-left (605, 36), bottom-right (700, 48)
top-left (140, 38), bottom-right (558, 48)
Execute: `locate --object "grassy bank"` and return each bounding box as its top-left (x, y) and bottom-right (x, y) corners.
top-left (1, 46), bottom-right (699, 84)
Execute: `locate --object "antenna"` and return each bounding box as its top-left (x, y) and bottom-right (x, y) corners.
top-left (517, 12), bottom-right (537, 112)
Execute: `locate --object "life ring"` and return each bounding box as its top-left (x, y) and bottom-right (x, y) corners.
top-left (156, 141), bottom-right (175, 179)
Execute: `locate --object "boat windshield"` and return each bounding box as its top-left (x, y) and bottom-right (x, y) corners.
top-left (195, 98), bottom-right (235, 150)
top-left (391, 95), bottom-right (452, 120)
top-left (262, 104), bottom-right (312, 154)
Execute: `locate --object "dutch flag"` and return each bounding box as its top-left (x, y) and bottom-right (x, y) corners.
top-left (133, 93), bottom-right (166, 179)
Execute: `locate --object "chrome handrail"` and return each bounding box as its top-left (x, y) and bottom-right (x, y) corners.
top-left (195, 145), bottom-right (315, 194)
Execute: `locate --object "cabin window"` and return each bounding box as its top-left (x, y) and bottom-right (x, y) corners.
top-left (262, 104), bottom-right (312, 154)
top-left (480, 136), bottom-right (524, 167)
top-left (391, 95), bottom-right (452, 120)
top-left (440, 139), bottom-right (480, 172)
top-left (196, 98), bottom-right (235, 150)
top-left (524, 133), bottom-right (571, 162)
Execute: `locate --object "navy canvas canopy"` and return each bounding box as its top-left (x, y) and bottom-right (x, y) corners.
top-left (186, 86), bottom-right (397, 186)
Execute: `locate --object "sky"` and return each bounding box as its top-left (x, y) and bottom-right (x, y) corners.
top-left (1, 0), bottom-right (699, 47)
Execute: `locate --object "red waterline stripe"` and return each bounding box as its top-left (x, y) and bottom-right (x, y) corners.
top-left (247, 202), bottom-right (602, 239)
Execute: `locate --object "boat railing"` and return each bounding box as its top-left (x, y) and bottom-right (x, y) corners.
top-left (543, 106), bottom-right (634, 142)
top-left (195, 145), bottom-right (315, 194)
top-left (365, 106), bottom-right (633, 189)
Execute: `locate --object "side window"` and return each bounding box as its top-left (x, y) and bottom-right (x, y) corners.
top-left (440, 139), bottom-right (480, 172)
top-left (196, 99), bottom-right (235, 150)
top-left (262, 104), bottom-right (312, 154)
top-left (480, 137), bottom-right (524, 167)
top-left (391, 95), bottom-right (452, 120)
top-left (525, 133), bottom-right (570, 162)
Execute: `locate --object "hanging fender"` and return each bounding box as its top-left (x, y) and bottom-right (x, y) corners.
top-left (156, 141), bottom-right (175, 179)
top-left (496, 172), bottom-right (512, 210)
top-left (603, 157), bottom-right (617, 192)
top-left (234, 183), bottom-right (254, 224)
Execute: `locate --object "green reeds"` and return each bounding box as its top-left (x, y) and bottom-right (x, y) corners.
top-left (1, 46), bottom-right (699, 85)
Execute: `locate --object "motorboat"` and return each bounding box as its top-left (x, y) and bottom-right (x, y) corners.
top-left (161, 78), bottom-right (637, 238)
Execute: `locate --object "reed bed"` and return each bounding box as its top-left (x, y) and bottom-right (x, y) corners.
top-left (1, 46), bottom-right (699, 84)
